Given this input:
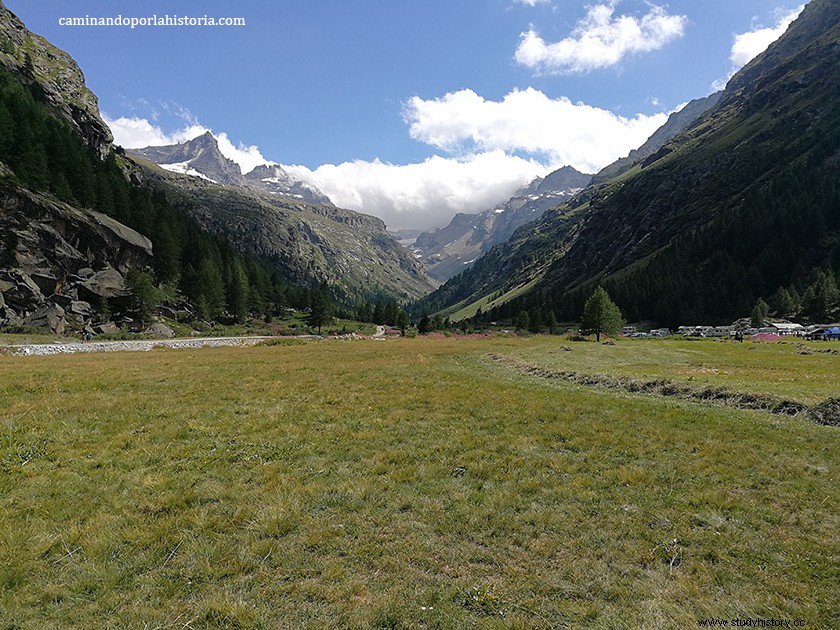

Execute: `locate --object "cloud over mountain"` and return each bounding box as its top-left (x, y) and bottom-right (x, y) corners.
top-left (404, 87), bottom-right (668, 173)
top-left (283, 151), bottom-right (548, 231)
top-left (730, 5), bottom-right (805, 68)
top-left (105, 115), bottom-right (270, 174)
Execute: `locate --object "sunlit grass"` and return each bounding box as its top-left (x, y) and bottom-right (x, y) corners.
top-left (508, 336), bottom-right (840, 405)
top-left (0, 337), bottom-right (837, 628)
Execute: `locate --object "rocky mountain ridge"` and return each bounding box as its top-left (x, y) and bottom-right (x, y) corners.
top-left (410, 93), bottom-right (722, 284)
top-left (129, 132), bottom-right (333, 205)
top-left (0, 0), bottom-right (436, 333)
top-left (412, 166), bottom-right (591, 281)
top-left (129, 130), bottom-right (437, 301)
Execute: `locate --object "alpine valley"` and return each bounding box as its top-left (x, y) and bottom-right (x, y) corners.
top-left (1, 0), bottom-right (839, 335)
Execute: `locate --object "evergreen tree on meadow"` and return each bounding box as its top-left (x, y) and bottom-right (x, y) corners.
top-left (580, 287), bottom-right (623, 342)
top-left (306, 282), bottom-right (334, 334)
top-left (396, 310), bottom-right (411, 336)
top-left (750, 298), bottom-right (770, 328)
top-left (515, 310), bottom-right (530, 332)
top-left (417, 315), bottom-right (431, 334)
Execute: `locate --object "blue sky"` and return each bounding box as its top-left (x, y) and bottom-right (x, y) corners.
top-left (6, 0), bottom-right (807, 229)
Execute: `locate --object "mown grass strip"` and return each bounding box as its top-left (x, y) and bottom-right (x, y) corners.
top-left (488, 353), bottom-right (817, 418)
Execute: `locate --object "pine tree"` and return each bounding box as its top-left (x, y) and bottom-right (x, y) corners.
top-left (195, 258), bottom-right (225, 321)
top-left (580, 287), bottom-right (623, 342)
top-left (227, 261), bottom-right (250, 324)
top-left (418, 315), bottom-right (431, 334)
top-left (516, 310), bottom-right (530, 332)
top-left (751, 298), bottom-right (770, 328)
top-left (546, 310), bottom-right (559, 335)
top-left (801, 270), bottom-right (838, 321)
top-left (770, 287), bottom-right (795, 318)
top-left (306, 282), bottom-right (333, 334)
top-left (125, 269), bottom-right (159, 327)
top-left (396, 310), bottom-right (411, 335)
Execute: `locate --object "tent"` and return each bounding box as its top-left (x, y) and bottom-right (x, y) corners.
top-left (822, 327), bottom-right (840, 340)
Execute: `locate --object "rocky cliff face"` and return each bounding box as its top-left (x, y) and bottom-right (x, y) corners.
top-left (0, 168), bottom-right (153, 332)
top-left (0, 2), bottom-right (113, 157)
top-left (243, 164), bottom-right (332, 205)
top-left (129, 132), bottom-right (245, 186)
top-left (0, 3), bottom-right (155, 332)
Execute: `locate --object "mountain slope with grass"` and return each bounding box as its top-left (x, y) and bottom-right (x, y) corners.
top-left (132, 150), bottom-right (437, 302)
top-left (416, 0), bottom-right (840, 327)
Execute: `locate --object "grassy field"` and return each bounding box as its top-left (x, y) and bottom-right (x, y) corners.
top-left (0, 336), bottom-right (837, 628)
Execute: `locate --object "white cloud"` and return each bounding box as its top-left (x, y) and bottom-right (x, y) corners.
top-left (712, 5), bottom-right (804, 91)
top-left (730, 5), bottom-right (804, 68)
top-left (104, 115), bottom-right (206, 149)
top-left (104, 115), bottom-right (269, 174)
top-left (284, 151), bottom-right (548, 231)
top-left (514, 0), bottom-right (550, 6)
top-left (515, 2), bottom-right (687, 73)
top-left (404, 87), bottom-right (668, 174)
top-left (106, 86), bottom-right (674, 231)
top-left (214, 133), bottom-right (270, 174)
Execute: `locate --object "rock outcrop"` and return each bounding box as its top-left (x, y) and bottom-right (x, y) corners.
top-left (0, 179), bottom-right (153, 330)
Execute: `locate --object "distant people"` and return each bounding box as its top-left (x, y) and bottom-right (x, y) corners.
top-left (734, 331), bottom-right (744, 343)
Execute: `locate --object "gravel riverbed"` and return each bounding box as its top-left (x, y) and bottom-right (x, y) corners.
top-left (6, 336), bottom-right (281, 356)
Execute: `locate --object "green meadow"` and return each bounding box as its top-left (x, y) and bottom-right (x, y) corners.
top-left (0, 336), bottom-right (837, 628)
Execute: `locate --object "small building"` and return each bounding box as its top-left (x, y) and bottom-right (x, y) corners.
top-left (710, 326), bottom-right (735, 337)
top-left (771, 322), bottom-right (804, 336)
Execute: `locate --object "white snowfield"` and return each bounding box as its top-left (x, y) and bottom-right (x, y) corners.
top-left (7, 336), bottom-right (284, 356)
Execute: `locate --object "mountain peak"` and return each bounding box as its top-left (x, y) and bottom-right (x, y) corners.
top-left (128, 136), bottom-right (334, 205)
top-left (129, 133), bottom-right (244, 186)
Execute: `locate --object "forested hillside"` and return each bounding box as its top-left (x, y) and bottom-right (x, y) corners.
top-left (416, 0), bottom-right (840, 328)
top-left (0, 65), bottom-right (318, 326)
